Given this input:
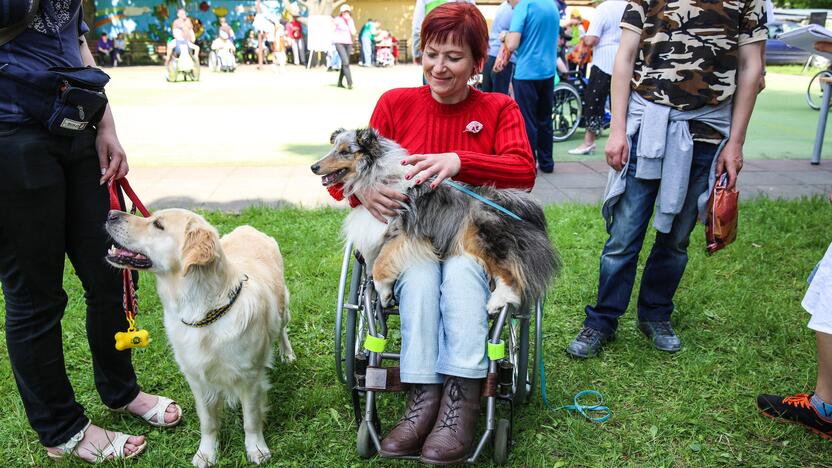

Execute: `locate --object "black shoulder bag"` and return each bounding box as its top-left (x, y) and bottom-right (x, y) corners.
top-left (0, 0), bottom-right (111, 135)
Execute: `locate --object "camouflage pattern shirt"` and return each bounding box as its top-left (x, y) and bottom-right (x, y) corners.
top-left (621, 0), bottom-right (768, 141)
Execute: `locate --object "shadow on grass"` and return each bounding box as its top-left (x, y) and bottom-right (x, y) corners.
top-left (148, 196), bottom-right (342, 212)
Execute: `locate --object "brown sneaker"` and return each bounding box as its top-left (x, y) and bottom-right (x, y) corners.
top-left (379, 384), bottom-right (442, 457)
top-left (420, 377), bottom-right (482, 465)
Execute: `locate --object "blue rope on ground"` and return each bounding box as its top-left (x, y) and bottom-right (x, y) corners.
top-left (539, 352), bottom-right (612, 423)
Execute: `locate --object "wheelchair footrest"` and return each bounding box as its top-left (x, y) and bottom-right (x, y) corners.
top-left (361, 366), bottom-right (406, 392)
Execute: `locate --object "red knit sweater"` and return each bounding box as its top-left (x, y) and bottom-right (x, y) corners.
top-left (327, 86), bottom-right (535, 204)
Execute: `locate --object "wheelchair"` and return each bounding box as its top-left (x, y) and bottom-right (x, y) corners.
top-left (333, 241), bottom-right (543, 465)
top-left (166, 47), bottom-right (200, 82)
top-left (552, 70), bottom-right (611, 142)
top-left (208, 49), bottom-right (237, 72)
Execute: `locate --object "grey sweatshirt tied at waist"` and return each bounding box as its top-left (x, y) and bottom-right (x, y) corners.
top-left (602, 93), bottom-right (732, 234)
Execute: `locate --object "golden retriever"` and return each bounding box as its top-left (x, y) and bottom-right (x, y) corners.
top-left (105, 208), bottom-right (294, 467)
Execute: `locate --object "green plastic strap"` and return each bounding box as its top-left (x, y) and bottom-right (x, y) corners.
top-left (487, 340), bottom-right (506, 360)
top-left (364, 335), bottom-right (387, 353)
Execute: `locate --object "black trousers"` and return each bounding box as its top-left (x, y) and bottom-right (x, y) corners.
top-left (0, 123), bottom-right (139, 446)
top-left (583, 65), bottom-right (612, 134)
top-left (335, 43), bottom-right (353, 87)
top-left (513, 77), bottom-right (555, 171)
top-left (482, 55), bottom-right (514, 95)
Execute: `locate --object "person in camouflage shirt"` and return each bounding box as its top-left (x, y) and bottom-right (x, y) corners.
top-left (567, 0), bottom-right (767, 358)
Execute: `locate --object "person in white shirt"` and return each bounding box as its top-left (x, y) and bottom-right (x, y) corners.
top-left (568, 0), bottom-right (628, 155)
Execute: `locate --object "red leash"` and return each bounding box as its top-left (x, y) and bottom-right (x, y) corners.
top-left (108, 178), bottom-right (151, 350)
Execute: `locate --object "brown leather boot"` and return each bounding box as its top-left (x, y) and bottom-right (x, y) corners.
top-left (420, 377), bottom-right (482, 465)
top-left (379, 384), bottom-right (442, 457)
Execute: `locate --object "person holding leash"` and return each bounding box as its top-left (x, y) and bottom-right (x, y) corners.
top-left (327, 4), bottom-right (534, 463)
top-left (0, 0), bottom-right (180, 462)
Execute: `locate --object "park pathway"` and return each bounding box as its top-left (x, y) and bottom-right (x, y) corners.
top-left (127, 159), bottom-right (830, 212)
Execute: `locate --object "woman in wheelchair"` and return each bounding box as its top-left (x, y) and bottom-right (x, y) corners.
top-left (210, 30), bottom-right (237, 72)
top-left (326, 4), bottom-right (535, 464)
top-left (165, 27), bottom-right (200, 78)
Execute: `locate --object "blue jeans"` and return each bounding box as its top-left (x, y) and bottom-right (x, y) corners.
top-left (361, 34), bottom-right (372, 65)
top-left (513, 77), bottom-right (555, 171)
top-left (394, 256), bottom-right (490, 384)
top-left (583, 137), bottom-right (719, 335)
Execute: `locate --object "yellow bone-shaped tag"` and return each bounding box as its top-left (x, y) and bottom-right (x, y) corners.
top-left (115, 329), bottom-right (150, 351)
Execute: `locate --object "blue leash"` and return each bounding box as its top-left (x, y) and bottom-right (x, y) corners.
top-left (443, 179), bottom-right (610, 422)
top-left (442, 180), bottom-right (524, 222)
top-left (539, 350), bottom-right (612, 423)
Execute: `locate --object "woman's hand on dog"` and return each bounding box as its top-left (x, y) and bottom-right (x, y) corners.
top-left (96, 127), bottom-right (129, 185)
top-left (402, 153), bottom-right (461, 189)
top-left (356, 185), bottom-right (409, 223)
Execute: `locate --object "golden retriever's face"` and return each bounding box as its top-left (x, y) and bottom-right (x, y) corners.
top-left (310, 128), bottom-right (380, 186)
top-left (105, 208), bottom-right (219, 275)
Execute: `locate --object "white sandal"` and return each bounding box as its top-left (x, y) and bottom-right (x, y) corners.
top-left (46, 421), bottom-right (147, 463)
top-left (116, 395), bottom-right (183, 428)
top-left (567, 143), bottom-right (597, 155)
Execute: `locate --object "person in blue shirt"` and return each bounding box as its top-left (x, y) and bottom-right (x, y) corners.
top-left (495, 0), bottom-right (559, 173)
top-left (482, 0), bottom-right (514, 94)
top-left (0, 0), bottom-right (181, 462)
top-left (97, 32), bottom-right (113, 66)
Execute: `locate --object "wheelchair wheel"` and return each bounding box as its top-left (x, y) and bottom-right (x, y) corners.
top-left (553, 83), bottom-right (582, 142)
top-left (807, 69), bottom-right (832, 110)
top-left (166, 62), bottom-right (177, 82)
top-left (335, 243), bottom-right (363, 391)
top-left (492, 418), bottom-right (511, 465)
top-left (511, 298), bottom-right (542, 405)
top-left (511, 314), bottom-right (532, 405)
top-left (344, 259), bottom-right (362, 392)
top-left (357, 420), bottom-right (376, 459)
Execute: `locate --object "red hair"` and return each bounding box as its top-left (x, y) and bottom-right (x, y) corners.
top-left (420, 3), bottom-right (488, 71)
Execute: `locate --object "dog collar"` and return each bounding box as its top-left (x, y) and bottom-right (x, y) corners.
top-left (181, 275), bottom-right (248, 328)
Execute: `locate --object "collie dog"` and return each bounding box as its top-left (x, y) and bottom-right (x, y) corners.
top-left (105, 209), bottom-right (295, 467)
top-left (311, 128), bottom-right (560, 314)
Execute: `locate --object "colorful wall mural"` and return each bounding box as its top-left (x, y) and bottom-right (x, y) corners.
top-left (94, 0), bottom-right (300, 42)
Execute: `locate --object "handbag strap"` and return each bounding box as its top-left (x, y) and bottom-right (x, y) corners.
top-left (0, 0), bottom-right (41, 48)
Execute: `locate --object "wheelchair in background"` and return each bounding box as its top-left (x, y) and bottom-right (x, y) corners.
top-left (552, 70), bottom-right (611, 142)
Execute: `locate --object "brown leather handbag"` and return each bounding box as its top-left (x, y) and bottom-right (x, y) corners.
top-left (706, 174), bottom-right (739, 255)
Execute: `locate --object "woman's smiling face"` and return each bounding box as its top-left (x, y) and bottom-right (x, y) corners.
top-left (422, 37), bottom-right (478, 105)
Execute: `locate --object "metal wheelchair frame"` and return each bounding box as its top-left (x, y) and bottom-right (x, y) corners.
top-left (333, 240), bottom-right (544, 465)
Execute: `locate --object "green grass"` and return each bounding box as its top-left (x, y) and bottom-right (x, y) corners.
top-left (1, 199), bottom-right (830, 466)
top-left (766, 65), bottom-right (826, 76)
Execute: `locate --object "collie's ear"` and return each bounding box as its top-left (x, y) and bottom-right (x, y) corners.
top-left (330, 128), bottom-right (346, 144)
top-left (181, 221), bottom-right (220, 275)
top-left (356, 128), bottom-right (380, 153)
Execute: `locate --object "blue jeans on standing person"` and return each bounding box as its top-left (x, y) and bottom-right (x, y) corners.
top-left (394, 256), bottom-right (490, 384)
top-left (361, 34), bottom-right (372, 66)
top-left (583, 135), bottom-right (720, 336)
top-left (482, 55), bottom-right (513, 95)
top-left (513, 77), bottom-right (555, 171)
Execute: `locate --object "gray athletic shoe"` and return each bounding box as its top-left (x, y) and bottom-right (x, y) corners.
top-left (638, 321), bottom-right (682, 353)
top-left (566, 326), bottom-right (613, 359)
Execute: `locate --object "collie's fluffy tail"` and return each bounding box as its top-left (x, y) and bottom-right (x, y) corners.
top-left (476, 187), bottom-right (561, 302)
